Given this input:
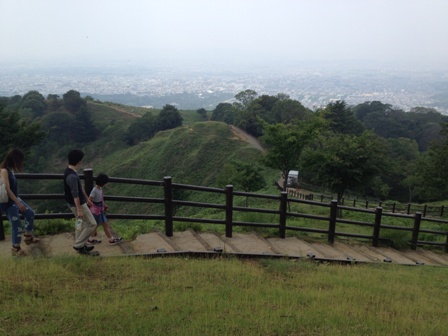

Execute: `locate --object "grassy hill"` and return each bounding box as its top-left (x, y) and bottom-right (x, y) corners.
top-left (90, 121), bottom-right (274, 214)
top-left (31, 100), bottom-right (275, 215)
top-left (32, 101), bottom-right (213, 172)
top-left (94, 121), bottom-right (261, 182)
top-left (84, 101), bottom-right (270, 189)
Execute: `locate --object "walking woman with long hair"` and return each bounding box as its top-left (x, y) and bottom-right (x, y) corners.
top-left (0, 148), bottom-right (39, 256)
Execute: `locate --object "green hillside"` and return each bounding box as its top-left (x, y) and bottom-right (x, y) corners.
top-left (80, 101), bottom-right (267, 187)
top-left (94, 122), bottom-right (260, 182)
top-left (23, 100), bottom-right (273, 216)
top-left (90, 121), bottom-right (271, 214)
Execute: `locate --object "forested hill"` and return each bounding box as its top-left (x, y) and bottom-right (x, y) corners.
top-left (2, 88), bottom-right (448, 204)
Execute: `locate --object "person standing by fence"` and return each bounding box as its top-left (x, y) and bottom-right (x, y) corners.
top-left (88, 173), bottom-right (122, 245)
top-left (0, 148), bottom-right (39, 256)
top-left (64, 149), bottom-right (98, 255)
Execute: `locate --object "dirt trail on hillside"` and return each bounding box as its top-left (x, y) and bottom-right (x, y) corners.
top-left (229, 125), bottom-right (265, 152)
top-left (91, 101), bottom-right (141, 118)
top-left (108, 105), bottom-right (141, 118)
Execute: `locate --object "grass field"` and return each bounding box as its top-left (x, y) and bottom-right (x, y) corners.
top-left (1, 256), bottom-right (447, 335)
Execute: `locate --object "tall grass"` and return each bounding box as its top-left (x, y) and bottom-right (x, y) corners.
top-left (0, 256), bottom-right (446, 335)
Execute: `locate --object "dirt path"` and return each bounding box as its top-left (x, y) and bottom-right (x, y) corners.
top-left (91, 101), bottom-right (141, 118)
top-left (107, 105), bottom-right (141, 118)
top-left (229, 125), bottom-right (265, 152)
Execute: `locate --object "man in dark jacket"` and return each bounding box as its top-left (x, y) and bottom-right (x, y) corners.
top-left (64, 149), bottom-right (98, 255)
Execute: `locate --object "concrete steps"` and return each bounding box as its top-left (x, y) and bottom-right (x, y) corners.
top-left (1, 230), bottom-right (448, 266)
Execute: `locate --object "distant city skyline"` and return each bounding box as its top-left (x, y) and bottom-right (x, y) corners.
top-left (1, 0), bottom-right (448, 71)
top-left (1, 65), bottom-right (446, 113)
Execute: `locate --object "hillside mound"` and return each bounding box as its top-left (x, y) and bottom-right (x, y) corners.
top-left (94, 121), bottom-right (267, 186)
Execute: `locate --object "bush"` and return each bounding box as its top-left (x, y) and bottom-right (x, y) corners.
top-left (35, 218), bottom-right (73, 235)
top-left (174, 222), bottom-right (202, 232)
top-left (380, 229), bottom-right (411, 250)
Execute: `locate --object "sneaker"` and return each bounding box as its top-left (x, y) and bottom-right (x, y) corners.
top-left (87, 239), bottom-right (102, 245)
top-left (108, 237), bottom-right (122, 246)
top-left (73, 245), bottom-right (95, 254)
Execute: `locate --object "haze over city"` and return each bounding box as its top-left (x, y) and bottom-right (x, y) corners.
top-left (1, 0), bottom-right (447, 111)
top-left (2, 0), bottom-right (447, 69)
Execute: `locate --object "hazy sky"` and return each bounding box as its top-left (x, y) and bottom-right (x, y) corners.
top-left (1, 0), bottom-right (447, 70)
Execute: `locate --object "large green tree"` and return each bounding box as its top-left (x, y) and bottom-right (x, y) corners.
top-left (302, 131), bottom-right (385, 202)
top-left (235, 108), bottom-right (263, 137)
top-left (261, 117), bottom-right (323, 190)
top-left (217, 160), bottom-right (266, 206)
top-left (410, 123), bottom-right (448, 201)
top-left (73, 105), bottom-right (98, 143)
top-left (380, 137), bottom-right (420, 202)
top-left (41, 111), bottom-right (75, 143)
top-left (0, 105), bottom-right (45, 158)
top-left (234, 89), bottom-right (258, 110)
top-left (272, 98), bottom-right (310, 124)
top-left (353, 101), bottom-right (448, 151)
top-left (157, 104), bottom-right (183, 131)
top-left (211, 103), bottom-right (235, 124)
top-left (233, 90), bottom-right (262, 137)
top-left (63, 90), bottom-right (86, 113)
top-left (21, 90), bottom-right (46, 119)
top-left (46, 94), bottom-right (62, 111)
top-left (320, 100), bottom-right (365, 135)
top-left (123, 112), bottom-right (158, 145)
top-left (248, 94), bottom-right (280, 124)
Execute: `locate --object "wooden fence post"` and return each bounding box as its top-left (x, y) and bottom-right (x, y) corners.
top-left (440, 205), bottom-right (444, 217)
top-left (353, 199), bottom-right (356, 208)
top-left (279, 191), bottom-right (287, 239)
top-left (407, 203), bottom-right (411, 215)
top-left (411, 212), bottom-right (422, 250)
top-left (392, 203), bottom-right (396, 213)
top-left (328, 200), bottom-right (338, 244)
top-left (372, 207), bottom-right (383, 247)
top-left (0, 215), bottom-right (4, 241)
top-left (365, 200), bottom-right (369, 209)
top-left (164, 176), bottom-right (173, 237)
top-left (445, 232), bottom-right (448, 253)
top-left (83, 168), bottom-right (94, 195)
top-left (225, 185), bottom-right (233, 238)
top-left (423, 205), bottom-right (427, 218)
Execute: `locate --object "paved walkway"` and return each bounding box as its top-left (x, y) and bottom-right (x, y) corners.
top-left (1, 229), bottom-right (448, 266)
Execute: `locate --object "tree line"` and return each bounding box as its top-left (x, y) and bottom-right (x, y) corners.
top-left (123, 104), bottom-right (183, 145)
top-left (1, 88), bottom-right (448, 204)
top-left (0, 90), bottom-right (183, 170)
top-left (1, 90), bottom-right (97, 153)
top-left (208, 90), bottom-right (448, 203)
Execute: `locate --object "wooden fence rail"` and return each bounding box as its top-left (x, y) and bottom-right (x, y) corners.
top-left (1, 170), bottom-right (448, 253)
top-left (287, 189), bottom-right (447, 218)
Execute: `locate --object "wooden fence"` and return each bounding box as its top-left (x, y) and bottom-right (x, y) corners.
top-left (1, 170), bottom-right (448, 253)
top-left (287, 189), bottom-right (448, 218)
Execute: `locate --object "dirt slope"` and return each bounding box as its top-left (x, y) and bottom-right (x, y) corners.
top-left (229, 125), bottom-right (265, 152)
